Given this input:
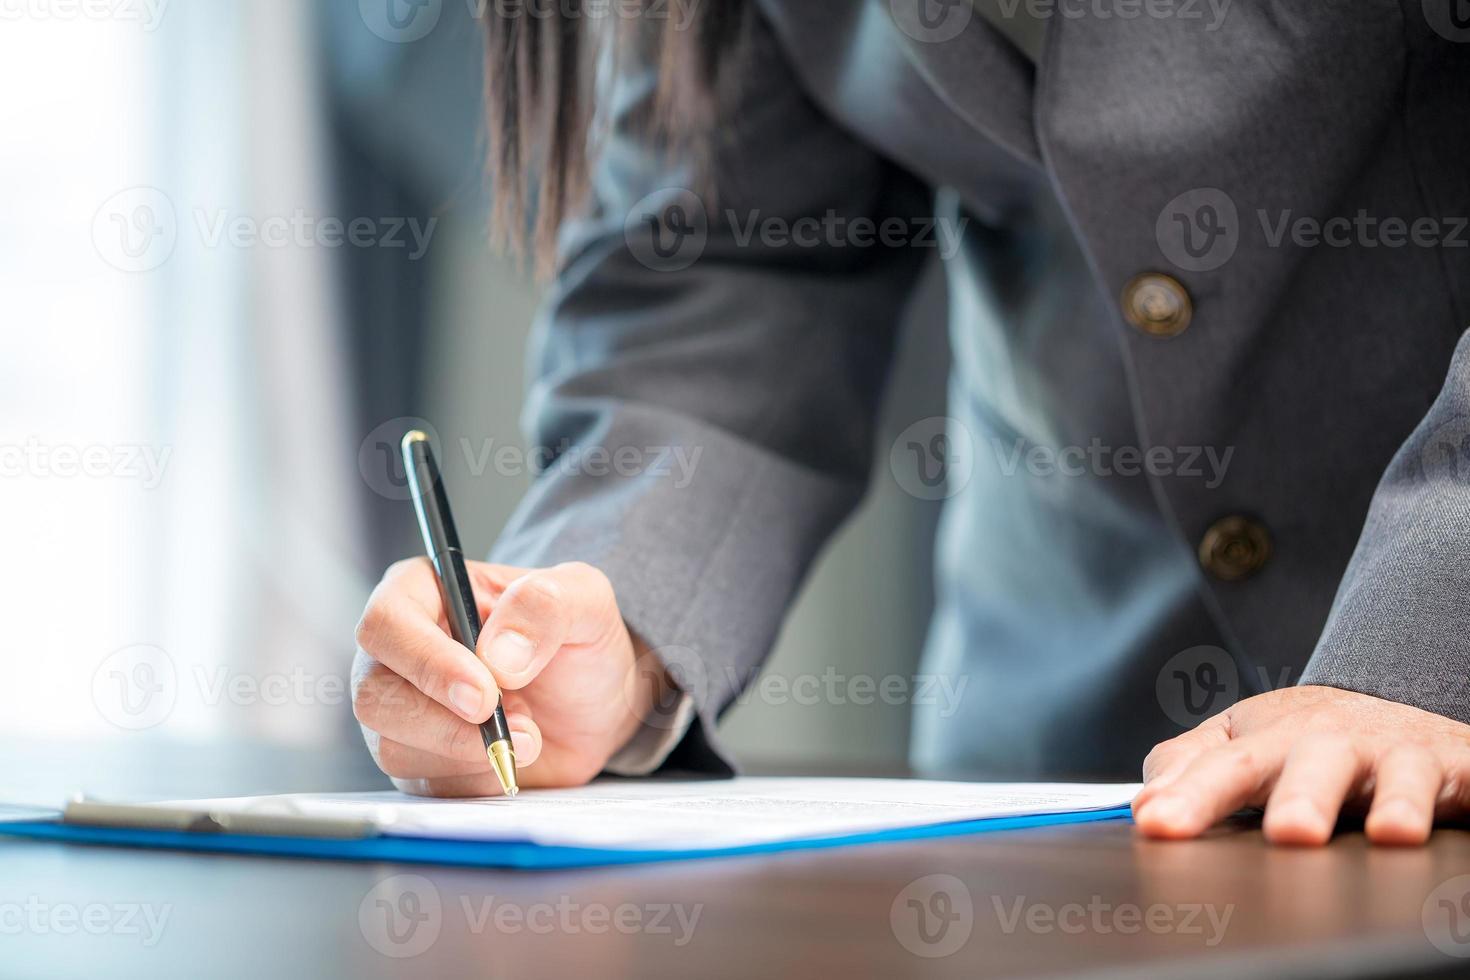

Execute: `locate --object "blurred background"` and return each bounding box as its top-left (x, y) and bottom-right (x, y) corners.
top-left (1, 0), bottom-right (948, 802)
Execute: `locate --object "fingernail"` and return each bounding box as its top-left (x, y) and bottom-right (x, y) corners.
top-left (1138, 796), bottom-right (1190, 830)
top-left (448, 681), bottom-right (483, 718)
top-left (489, 631), bottom-right (535, 674)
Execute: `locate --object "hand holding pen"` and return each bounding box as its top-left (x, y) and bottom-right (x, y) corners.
top-left (350, 431), bottom-right (675, 797)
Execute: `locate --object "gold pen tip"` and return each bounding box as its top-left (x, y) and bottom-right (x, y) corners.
top-left (402, 429), bottom-right (429, 449)
top-left (487, 740), bottom-right (519, 799)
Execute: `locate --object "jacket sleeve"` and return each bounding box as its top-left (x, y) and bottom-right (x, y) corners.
top-left (487, 16), bottom-right (931, 772)
top-left (1301, 329), bottom-right (1470, 724)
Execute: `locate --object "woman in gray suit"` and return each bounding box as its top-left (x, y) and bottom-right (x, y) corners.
top-left (350, 1), bottom-right (1470, 845)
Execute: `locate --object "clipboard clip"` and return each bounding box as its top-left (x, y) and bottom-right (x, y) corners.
top-left (62, 799), bottom-right (382, 840)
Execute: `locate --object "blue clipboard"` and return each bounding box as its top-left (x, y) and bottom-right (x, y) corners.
top-left (0, 806), bottom-right (1133, 870)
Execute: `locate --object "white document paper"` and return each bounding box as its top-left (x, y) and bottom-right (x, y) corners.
top-left (168, 778), bottom-right (1141, 852)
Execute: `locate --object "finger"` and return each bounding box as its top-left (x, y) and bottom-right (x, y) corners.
top-left (1262, 735), bottom-right (1366, 846)
top-left (380, 557), bottom-right (526, 624)
top-left (373, 737), bottom-right (492, 779)
top-left (394, 773), bottom-right (517, 799)
top-left (371, 720), bottom-right (543, 779)
top-left (464, 560), bottom-right (533, 621)
top-left (352, 660), bottom-right (536, 763)
top-left (1364, 744), bottom-right (1443, 846)
top-left (502, 711), bottom-right (543, 768)
top-left (351, 658), bottom-right (469, 755)
top-left (1135, 714), bottom-right (1232, 810)
top-left (1134, 733), bottom-right (1287, 839)
top-left (356, 586), bottom-right (500, 726)
top-left (478, 562), bottom-right (619, 690)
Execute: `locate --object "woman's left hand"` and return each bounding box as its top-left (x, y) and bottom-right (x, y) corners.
top-left (1134, 685), bottom-right (1470, 845)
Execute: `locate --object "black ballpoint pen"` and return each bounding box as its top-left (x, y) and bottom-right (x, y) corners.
top-left (400, 430), bottom-right (519, 797)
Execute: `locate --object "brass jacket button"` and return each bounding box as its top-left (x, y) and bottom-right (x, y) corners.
top-left (1122, 272), bottom-right (1193, 337)
top-left (1199, 516), bottom-right (1271, 582)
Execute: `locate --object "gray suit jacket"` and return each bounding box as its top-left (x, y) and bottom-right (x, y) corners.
top-left (491, 1), bottom-right (1470, 778)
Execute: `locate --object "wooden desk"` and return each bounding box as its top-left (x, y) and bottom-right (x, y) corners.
top-left (7, 816), bottom-right (1470, 977)
top-left (5, 745), bottom-right (1469, 978)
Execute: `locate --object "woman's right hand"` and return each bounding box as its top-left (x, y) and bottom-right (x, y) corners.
top-left (351, 558), bottom-right (670, 797)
